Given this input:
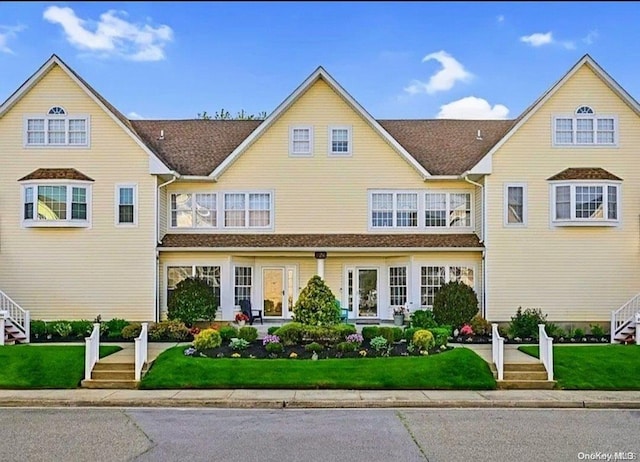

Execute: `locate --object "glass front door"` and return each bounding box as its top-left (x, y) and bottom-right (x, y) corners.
top-left (263, 268), bottom-right (284, 317)
top-left (357, 269), bottom-right (378, 318)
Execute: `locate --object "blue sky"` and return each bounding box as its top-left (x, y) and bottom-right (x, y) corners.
top-left (1, 2), bottom-right (639, 120)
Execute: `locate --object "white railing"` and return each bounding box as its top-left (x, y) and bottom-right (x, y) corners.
top-left (637, 314), bottom-right (640, 346)
top-left (538, 324), bottom-right (554, 381)
top-left (0, 311), bottom-right (6, 346)
top-left (0, 290), bottom-right (30, 343)
top-left (491, 323), bottom-right (504, 381)
top-left (134, 323), bottom-right (148, 381)
top-left (84, 323), bottom-right (101, 381)
top-left (611, 292), bottom-right (640, 343)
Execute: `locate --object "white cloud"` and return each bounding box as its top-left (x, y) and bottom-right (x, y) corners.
top-left (561, 41), bottom-right (576, 50)
top-left (0, 24), bottom-right (26, 54)
top-left (127, 111), bottom-right (144, 120)
top-left (520, 32), bottom-right (553, 47)
top-left (436, 96), bottom-right (510, 120)
top-left (497, 15), bottom-right (505, 23)
top-left (43, 6), bottom-right (173, 61)
top-left (404, 51), bottom-right (473, 95)
top-left (583, 30), bottom-right (599, 45)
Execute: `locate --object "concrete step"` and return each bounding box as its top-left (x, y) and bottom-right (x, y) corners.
top-left (503, 371), bottom-right (549, 381)
top-left (497, 380), bottom-right (556, 390)
top-left (93, 362), bottom-right (135, 371)
top-left (81, 379), bottom-right (138, 389)
top-left (91, 370), bottom-right (135, 381)
top-left (504, 363), bottom-right (546, 372)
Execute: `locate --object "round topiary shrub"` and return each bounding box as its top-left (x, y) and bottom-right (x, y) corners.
top-left (167, 277), bottom-right (218, 327)
top-left (432, 281), bottom-right (479, 329)
top-left (274, 322), bottom-right (304, 346)
top-left (265, 342), bottom-right (284, 354)
top-left (237, 326), bottom-right (258, 343)
top-left (193, 328), bottom-right (222, 350)
top-left (412, 329), bottom-right (435, 351)
top-left (304, 342), bottom-right (324, 353)
top-left (292, 276), bottom-right (340, 326)
top-left (121, 322), bottom-right (142, 340)
top-left (218, 326), bottom-right (239, 342)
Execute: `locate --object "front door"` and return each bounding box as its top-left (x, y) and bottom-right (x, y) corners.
top-left (262, 267), bottom-right (297, 318)
top-left (357, 268), bottom-right (378, 318)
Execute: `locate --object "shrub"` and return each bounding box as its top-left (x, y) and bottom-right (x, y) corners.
top-left (267, 326), bottom-right (280, 335)
top-left (104, 318), bottom-right (130, 339)
top-left (149, 320), bottom-right (190, 341)
top-left (361, 326), bottom-right (380, 340)
top-left (274, 322), bottom-right (304, 346)
top-left (469, 314), bottom-right (492, 336)
top-left (193, 329), bottom-right (222, 350)
top-left (302, 325), bottom-right (340, 344)
top-left (304, 342), bottom-right (324, 353)
top-left (370, 336), bottom-right (388, 352)
top-left (50, 321), bottom-right (72, 338)
top-left (345, 333), bottom-right (363, 346)
top-left (378, 327), bottom-right (396, 345)
top-left (410, 310), bottom-right (438, 329)
top-left (432, 281), bottom-right (479, 329)
top-left (573, 328), bottom-right (585, 339)
top-left (121, 323), bottom-right (142, 340)
top-left (391, 327), bottom-right (404, 342)
top-left (229, 338), bottom-right (250, 351)
top-left (218, 326), bottom-right (239, 342)
top-left (428, 327), bottom-right (450, 348)
top-left (167, 277), bottom-right (218, 326)
top-left (30, 320), bottom-right (48, 339)
top-left (508, 307), bottom-right (547, 340)
top-left (589, 324), bottom-right (605, 337)
top-left (265, 342), bottom-right (284, 354)
top-left (237, 326), bottom-right (258, 343)
top-left (404, 327), bottom-right (420, 342)
top-left (544, 322), bottom-right (562, 338)
top-left (69, 320), bottom-right (93, 338)
top-left (337, 341), bottom-right (358, 353)
top-left (412, 330), bottom-right (435, 351)
top-left (334, 323), bottom-right (357, 340)
top-left (292, 275), bottom-right (340, 326)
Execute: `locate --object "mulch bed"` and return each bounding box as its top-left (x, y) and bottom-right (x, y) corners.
top-left (451, 335), bottom-right (611, 344)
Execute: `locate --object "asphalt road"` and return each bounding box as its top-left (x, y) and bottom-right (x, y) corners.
top-left (1, 408), bottom-right (638, 462)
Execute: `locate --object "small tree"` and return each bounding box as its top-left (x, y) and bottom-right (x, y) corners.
top-left (167, 277), bottom-right (218, 326)
top-left (432, 281), bottom-right (478, 329)
top-left (292, 275), bottom-right (340, 326)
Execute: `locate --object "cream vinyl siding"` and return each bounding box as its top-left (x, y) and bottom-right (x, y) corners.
top-left (485, 64), bottom-right (640, 322)
top-left (0, 65), bottom-right (156, 321)
top-left (473, 178), bottom-right (484, 240)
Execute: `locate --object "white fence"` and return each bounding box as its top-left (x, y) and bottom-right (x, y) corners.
top-left (491, 323), bottom-right (504, 381)
top-left (538, 324), bottom-right (554, 381)
top-left (84, 323), bottom-right (101, 381)
top-left (134, 323), bottom-right (148, 381)
top-left (0, 311), bottom-right (6, 346)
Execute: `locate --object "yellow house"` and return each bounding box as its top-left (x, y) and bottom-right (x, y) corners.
top-left (1, 54), bottom-right (638, 343)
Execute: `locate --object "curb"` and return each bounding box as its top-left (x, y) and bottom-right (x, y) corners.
top-left (1, 399), bottom-right (639, 409)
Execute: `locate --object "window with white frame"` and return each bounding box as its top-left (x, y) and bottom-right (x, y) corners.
top-left (22, 183), bottom-right (90, 226)
top-left (505, 184), bottom-right (526, 226)
top-left (290, 126), bottom-right (313, 155)
top-left (389, 267), bottom-right (407, 306)
top-left (371, 192), bottom-right (418, 228)
top-left (425, 192), bottom-right (471, 228)
top-left (224, 192), bottom-right (271, 228)
top-left (170, 193), bottom-right (216, 228)
top-left (116, 185), bottom-right (137, 225)
top-left (551, 183), bottom-right (620, 224)
top-left (25, 107), bottom-right (89, 146)
top-left (166, 265), bottom-right (220, 307)
top-left (554, 106), bottom-right (616, 146)
top-left (420, 265), bottom-right (474, 308)
top-left (234, 266), bottom-right (252, 305)
top-left (329, 126), bottom-right (351, 155)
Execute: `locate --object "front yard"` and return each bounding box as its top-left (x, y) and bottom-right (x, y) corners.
top-left (140, 346), bottom-right (496, 390)
top-left (0, 345), bottom-right (121, 389)
top-left (519, 345), bottom-right (640, 390)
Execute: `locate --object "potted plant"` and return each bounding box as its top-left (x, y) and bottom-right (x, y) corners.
top-left (235, 312), bottom-right (249, 327)
top-left (393, 306), bottom-right (407, 326)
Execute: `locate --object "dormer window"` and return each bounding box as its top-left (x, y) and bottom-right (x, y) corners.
top-left (24, 106), bottom-right (89, 147)
top-left (553, 106), bottom-right (616, 146)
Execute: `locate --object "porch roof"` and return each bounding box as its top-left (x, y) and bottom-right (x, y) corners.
top-left (159, 233), bottom-right (483, 250)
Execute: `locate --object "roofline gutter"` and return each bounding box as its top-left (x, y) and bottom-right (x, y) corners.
top-left (462, 170), bottom-right (487, 318)
top-left (425, 175), bottom-right (461, 181)
top-left (157, 246), bottom-right (485, 252)
top-left (177, 175), bottom-right (218, 182)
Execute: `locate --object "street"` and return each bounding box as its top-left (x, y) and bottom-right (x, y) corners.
top-left (0, 408), bottom-right (638, 462)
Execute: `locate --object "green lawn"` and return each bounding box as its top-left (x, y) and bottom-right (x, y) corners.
top-left (0, 345), bottom-right (121, 389)
top-left (519, 345), bottom-right (640, 390)
top-left (140, 346), bottom-right (496, 390)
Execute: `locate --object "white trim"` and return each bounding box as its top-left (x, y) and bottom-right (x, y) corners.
top-left (210, 67), bottom-right (430, 179)
top-left (548, 181), bottom-right (621, 227)
top-left (327, 125), bottom-right (352, 156)
top-left (468, 54), bottom-right (640, 174)
top-left (418, 263), bottom-right (477, 309)
top-left (23, 114), bottom-right (91, 148)
top-left (115, 183), bottom-right (138, 227)
top-left (163, 263), bottom-right (223, 319)
top-left (289, 125), bottom-right (314, 157)
top-left (552, 114), bottom-right (618, 147)
top-left (503, 183), bottom-right (528, 227)
top-left (20, 181), bottom-right (92, 228)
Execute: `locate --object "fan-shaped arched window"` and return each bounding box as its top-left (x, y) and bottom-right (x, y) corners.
top-left (575, 106), bottom-right (594, 115)
top-left (554, 106), bottom-right (615, 146)
top-left (48, 106), bottom-right (66, 115)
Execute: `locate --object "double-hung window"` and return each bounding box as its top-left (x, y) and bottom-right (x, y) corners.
top-left (170, 193), bottom-right (217, 228)
top-left (25, 106), bottom-right (89, 147)
top-left (116, 184), bottom-right (137, 226)
top-left (329, 126), bottom-right (352, 155)
top-left (290, 126), bottom-right (313, 156)
top-left (504, 184), bottom-right (527, 226)
top-left (224, 192), bottom-right (272, 228)
top-left (420, 265), bottom-right (474, 308)
top-left (371, 192), bottom-right (418, 228)
top-left (425, 192), bottom-right (471, 228)
top-left (551, 183), bottom-right (620, 225)
top-left (389, 267), bottom-right (408, 306)
top-left (166, 265), bottom-right (221, 308)
top-left (553, 106), bottom-right (616, 146)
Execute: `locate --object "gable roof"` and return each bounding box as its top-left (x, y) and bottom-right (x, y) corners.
top-left (18, 168), bottom-right (94, 182)
top-left (469, 54), bottom-right (640, 173)
top-left (547, 167), bottom-right (622, 182)
top-left (208, 66), bottom-right (432, 179)
top-left (0, 54), bottom-right (172, 174)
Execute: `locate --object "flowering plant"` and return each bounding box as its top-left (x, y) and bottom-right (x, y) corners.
top-left (262, 334), bottom-right (281, 346)
top-left (393, 306), bottom-right (407, 315)
top-left (345, 333), bottom-right (364, 345)
top-left (235, 312), bottom-right (249, 322)
top-left (460, 324), bottom-right (474, 336)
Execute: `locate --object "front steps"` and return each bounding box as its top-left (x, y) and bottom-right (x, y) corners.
top-left (494, 363), bottom-right (556, 390)
top-left (81, 362), bottom-right (147, 389)
top-left (612, 319), bottom-right (636, 344)
top-left (3, 319), bottom-right (27, 345)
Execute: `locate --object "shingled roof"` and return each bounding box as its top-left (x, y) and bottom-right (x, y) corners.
top-left (547, 167), bottom-right (623, 181)
top-left (130, 118), bottom-right (515, 177)
top-left (160, 233), bottom-right (483, 249)
top-left (18, 168), bottom-right (94, 182)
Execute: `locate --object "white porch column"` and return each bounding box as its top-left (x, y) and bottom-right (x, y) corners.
top-left (315, 252), bottom-right (327, 280)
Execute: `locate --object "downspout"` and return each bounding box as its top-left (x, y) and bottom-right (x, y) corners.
top-left (154, 171), bottom-right (180, 322)
top-left (462, 172), bottom-right (487, 318)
